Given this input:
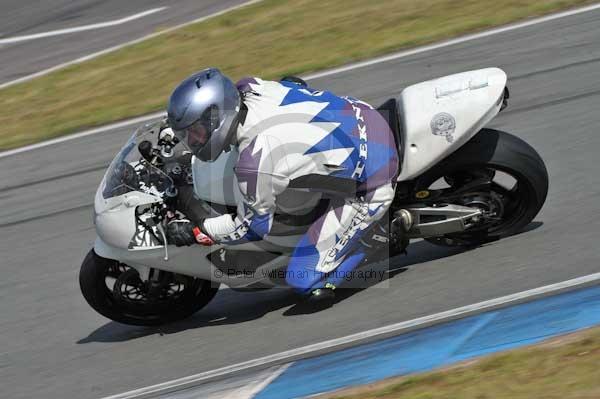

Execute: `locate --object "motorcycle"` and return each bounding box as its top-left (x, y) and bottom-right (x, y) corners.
top-left (79, 68), bottom-right (548, 325)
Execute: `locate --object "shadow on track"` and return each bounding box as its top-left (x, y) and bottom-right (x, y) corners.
top-left (77, 223), bottom-right (543, 343)
top-left (77, 287), bottom-right (298, 344)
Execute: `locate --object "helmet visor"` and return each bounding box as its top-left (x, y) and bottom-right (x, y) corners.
top-left (176, 105), bottom-right (221, 154)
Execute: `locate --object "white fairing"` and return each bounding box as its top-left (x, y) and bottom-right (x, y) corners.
top-left (94, 178), bottom-right (163, 249)
top-left (396, 68), bottom-right (507, 181)
top-left (192, 148), bottom-right (241, 206)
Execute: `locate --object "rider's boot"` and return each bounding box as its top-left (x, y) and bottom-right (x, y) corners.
top-left (306, 283), bottom-right (336, 309)
top-left (359, 209), bottom-right (412, 262)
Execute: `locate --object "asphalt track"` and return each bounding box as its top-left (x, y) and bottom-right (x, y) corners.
top-left (1, 7), bottom-right (600, 399)
top-left (0, 0), bottom-right (250, 84)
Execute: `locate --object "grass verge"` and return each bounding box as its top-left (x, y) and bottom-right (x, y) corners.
top-left (0, 0), bottom-right (595, 150)
top-left (318, 326), bottom-right (600, 399)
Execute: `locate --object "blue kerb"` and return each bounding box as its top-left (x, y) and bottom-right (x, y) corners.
top-left (256, 285), bottom-right (600, 399)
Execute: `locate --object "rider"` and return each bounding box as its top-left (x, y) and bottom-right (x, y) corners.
top-left (165, 68), bottom-right (399, 305)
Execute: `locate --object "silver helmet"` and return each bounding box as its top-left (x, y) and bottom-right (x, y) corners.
top-left (167, 68), bottom-right (241, 162)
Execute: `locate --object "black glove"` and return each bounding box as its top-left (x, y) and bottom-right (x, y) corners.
top-left (166, 219), bottom-right (196, 247)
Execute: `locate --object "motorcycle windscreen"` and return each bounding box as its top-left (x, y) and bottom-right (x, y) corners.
top-left (102, 121), bottom-right (186, 199)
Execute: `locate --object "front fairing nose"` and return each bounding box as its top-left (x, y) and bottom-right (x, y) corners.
top-left (94, 182), bottom-right (163, 249)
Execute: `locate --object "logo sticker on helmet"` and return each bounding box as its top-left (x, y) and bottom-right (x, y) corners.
top-left (430, 112), bottom-right (456, 143)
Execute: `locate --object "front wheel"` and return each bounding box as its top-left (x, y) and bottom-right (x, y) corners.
top-left (415, 129), bottom-right (548, 246)
top-left (79, 250), bottom-right (219, 326)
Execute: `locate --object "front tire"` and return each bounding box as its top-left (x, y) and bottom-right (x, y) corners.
top-left (79, 250), bottom-right (219, 326)
top-left (417, 129), bottom-right (548, 245)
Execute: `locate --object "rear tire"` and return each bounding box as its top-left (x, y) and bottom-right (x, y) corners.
top-left (79, 250), bottom-right (219, 326)
top-left (417, 129), bottom-right (548, 245)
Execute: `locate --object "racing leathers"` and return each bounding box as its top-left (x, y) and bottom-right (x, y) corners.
top-left (200, 77), bottom-right (399, 293)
